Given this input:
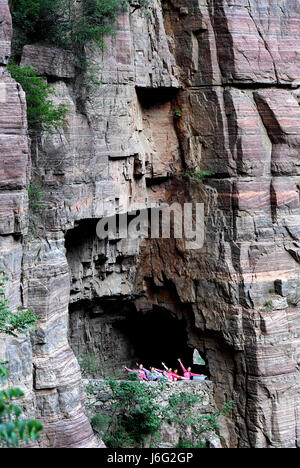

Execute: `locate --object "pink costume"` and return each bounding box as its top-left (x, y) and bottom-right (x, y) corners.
top-left (156, 369), bottom-right (173, 380)
top-left (126, 368), bottom-right (148, 381)
top-left (161, 363), bottom-right (188, 381)
top-left (179, 361), bottom-right (203, 380)
top-left (171, 372), bottom-right (188, 382)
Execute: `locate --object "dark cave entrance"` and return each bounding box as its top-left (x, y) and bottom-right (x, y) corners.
top-left (68, 299), bottom-right (205, 380)
top-left (66, 219), bottom-right (209, 380)
top-left (114, 306), bottom-right (193, 371)
top-left (135, 86), bottom-right (179, 108)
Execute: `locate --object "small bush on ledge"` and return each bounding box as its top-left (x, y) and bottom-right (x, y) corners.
top-left (8, 63), bottom-right (67, 133)
top-left (184, 170), bottom-right (215, 181)
top-left (0, 273), bottom-right (39, 337)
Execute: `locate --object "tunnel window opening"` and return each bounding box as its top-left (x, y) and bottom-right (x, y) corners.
top-left (65, 219), bottom-right (99, 252)
top-left (136, 86), bottom-right (179, 109)
top-left (68, 299), bottom-right (207, 380)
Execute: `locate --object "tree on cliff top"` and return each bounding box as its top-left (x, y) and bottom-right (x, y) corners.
top-left (9, 0), bottom-right (150, 63)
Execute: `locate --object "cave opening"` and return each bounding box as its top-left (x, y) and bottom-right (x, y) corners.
top-left (66, 219), bottom-right (209, 381)
top-left (68, 299), bottom-right (206, 380)
top-left (135, 86), bottom-right (179, 108)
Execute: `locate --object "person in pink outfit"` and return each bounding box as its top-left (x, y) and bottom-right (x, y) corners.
top-left (161, 362), bottom-right (188, 381)
top-left (172, 368), bottom-right (188, 382)
top-left (155, 365), bottom-right (173, 381)
top-left (142, 366), bottom-right (161, 381)
top-left (125, 363), bottom-right (148, 381)
top-left (177, 358), bottom-right (206, 380)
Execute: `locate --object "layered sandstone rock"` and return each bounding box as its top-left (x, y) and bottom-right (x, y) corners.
top-left (20, 45), bottom-right (76, 79)
top-left (0, 0), bottom-right (95, 448)
top-left (0, 0), bottom-right (12, 65)
top-left (1, 0), bottom-right (183, 448)
top-left (162, 0), bottom-right (300, 448)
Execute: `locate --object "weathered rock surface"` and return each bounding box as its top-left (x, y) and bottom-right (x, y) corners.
top-left (84, 379), bottom-right (220, 448)
top-left (21, 45), bottom-right (76, 79)
top-left (0, 0), bottom-right (183, 449)
top-left (0, 0), bottom-right (95, 448)
top-left (162, 0), bottom-right (300, 448)
top-left (0, 67), bottom-right (29, 235)
top-left (1, 0), bottom-right (300, 449)
top-left (0, 0), bottom-right (12, 65)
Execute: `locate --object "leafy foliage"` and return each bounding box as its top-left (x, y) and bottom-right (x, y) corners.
top-left (28, 182), bottom-right (44, 211)
top-left (9, 0), bottom-right (150, 64)
top-left (7, 64), bottom-right (67, 133)
top-left (184, 170), bottom-right (215, 181)
top-left (79, 353), bottom-right (125, 379)
top-left (91, 379), bottom-right (234, 448)
top-left (0, 375), bottom-right (43, 448)
top-left (0, 273), bottom-right (39, 338)
top-left (103, 380), bottom-right (162, 448)
top-left (175, 438), bottom-right (206, 449)
top-left (173, 109), bottom-right (182, 117)
top-left (27, 182), bottom-right (45, 232)
top-left (165, 392), bottom-right (234, 447)
top-left (90, 412), bottom-right (111, 434)
top-left (8, 1), bottom-right (149, 132)
top-left (79, 353), bottom-right (101, 377)
top-left (0, 275), bottom-right (43, 447)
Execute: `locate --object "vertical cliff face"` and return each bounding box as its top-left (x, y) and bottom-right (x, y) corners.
top-left (0, 0), bottom-right (95, 448)
top-left (161, 0), bottom-right (300, 448)
top-left (0, 0), bottom-right (300, 448)
top-left (0, 0), bottom-right (36, 442)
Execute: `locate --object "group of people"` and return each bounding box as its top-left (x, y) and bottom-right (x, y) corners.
top-left (125, 359), bottom-right (207, 382)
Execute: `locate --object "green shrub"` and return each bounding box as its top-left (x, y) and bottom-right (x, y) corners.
top-left (79, 353), bottom-right (101, 377)
top-left (9, 1), bottom-right (62, 41)
top-left (173, 109), bottom-right (182, 117)
top-left (164, 392), bottom-right (235, 447)
top-left (103, 380), bottom-right (162, 448)
top-left (28, 182), bottom-right (44, 211)
top-left (79, 354), bottom-right (126, 379)
top-left (8, 64), bottom-right (67, 133)
top-left (9, 0), bottom-right (150, 65)
top-left (28, 182), bottom-right (45, 232)
top-left (0, 366), bottom-right (43, 448)
top-left (100, 358), bottom-right (126, 380)
top-left (184, 170), bottom-right (215, 181)
top-left (96, 380), bottom-right (235, 448)
top-left (0, 273), bottom-right (39, 338)
top-left (90, 413), bottom-right (111, 434)
top-left (176, 439), bottom-right (206, 449)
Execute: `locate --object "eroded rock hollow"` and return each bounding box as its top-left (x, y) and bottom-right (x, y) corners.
top-left (0, 0), bottom-right (300, 448)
